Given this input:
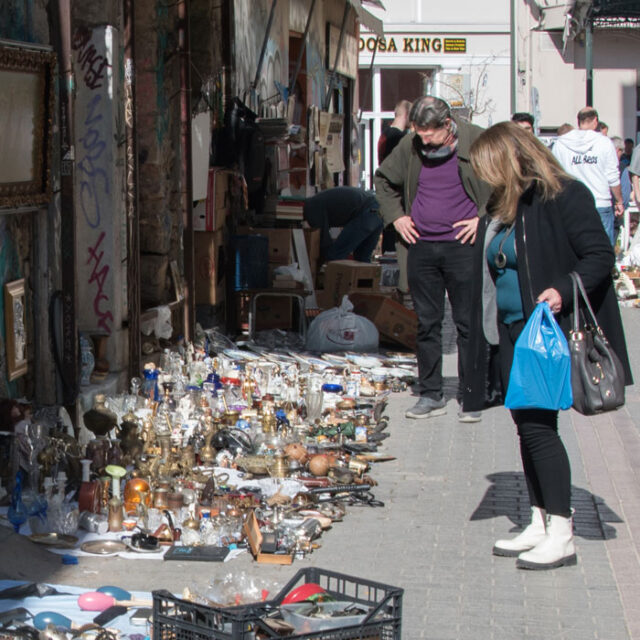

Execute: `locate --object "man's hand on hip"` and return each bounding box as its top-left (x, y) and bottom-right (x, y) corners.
top-left (393, 215), bottom-right (419, 244)
top-left (452, 217), bottom-right (479, 245)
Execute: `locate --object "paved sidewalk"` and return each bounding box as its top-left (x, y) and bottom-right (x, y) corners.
top-left (1, 309), bottom-right (639, 639)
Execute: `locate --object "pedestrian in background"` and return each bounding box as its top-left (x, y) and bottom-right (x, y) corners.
top-left (378, 99), bottom-right (413, 306)
top-left (619, 137), bottom-right (634, 171)
top-left (464, 121), bottom-right (632, 570)
top-left (378, 100), bottom-right (412, 164)
top-left (375, 96), bottom-right (491, 423)
top-left (552, 107), bottom-right (623, 245)
top-left (302, 186), bottom-right (383, 264)
top-left (629, 142), bottom-right (640, 209)
top-left (511, 112), bottom-right (535, 133)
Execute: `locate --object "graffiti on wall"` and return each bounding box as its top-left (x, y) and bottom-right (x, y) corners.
top-left (234, 0), bottom-right (287, 106)
top-left (73, 26), bottom-right (115, 335)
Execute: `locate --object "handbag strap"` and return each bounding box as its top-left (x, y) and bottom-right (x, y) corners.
top-left (570, 271), bottom-right (601, 333)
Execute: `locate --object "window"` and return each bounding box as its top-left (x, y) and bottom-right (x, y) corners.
top-left (380, 68), bottom-right (431, 111)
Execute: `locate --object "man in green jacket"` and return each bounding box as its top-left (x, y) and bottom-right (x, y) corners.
top-left (374, 96), bottom-right (491, 422)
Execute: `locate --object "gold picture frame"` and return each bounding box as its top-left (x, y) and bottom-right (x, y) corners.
top-left (4, 279), bottom-right (28, 380)
top-left (0, 45), bottom-right (56, 209)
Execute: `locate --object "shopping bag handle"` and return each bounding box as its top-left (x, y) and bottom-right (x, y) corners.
top-left (570, 271), bottom-right (601, 335)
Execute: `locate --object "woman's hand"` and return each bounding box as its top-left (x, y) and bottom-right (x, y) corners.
top-left (393, 215), bottom-right (420, 244)
top-left (537, 288), bottom-right (562, 314)
top-left (452, 217), bottom-right (479, 245)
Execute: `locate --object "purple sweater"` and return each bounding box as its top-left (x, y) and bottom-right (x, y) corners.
top-left (410, 152), bottom-right (477, 241)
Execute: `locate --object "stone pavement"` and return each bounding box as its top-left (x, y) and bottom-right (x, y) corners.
top-left (1, 308), bottom-right (639, 639)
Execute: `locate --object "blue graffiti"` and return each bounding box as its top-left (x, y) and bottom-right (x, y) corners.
top-left (77, 93), bottom-right (110, 229)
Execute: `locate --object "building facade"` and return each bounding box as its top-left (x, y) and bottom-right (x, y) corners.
top-left (358, 0), bottom-right (640, 187)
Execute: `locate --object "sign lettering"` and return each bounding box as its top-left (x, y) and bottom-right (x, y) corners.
top-left (359, 35), bottom-right (466, 54)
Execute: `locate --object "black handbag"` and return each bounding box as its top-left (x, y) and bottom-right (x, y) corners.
top-left (569, 272), bottom-right (625, 415)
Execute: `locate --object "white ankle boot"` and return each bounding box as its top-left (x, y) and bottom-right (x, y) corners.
top-left (516, 513), bottom-right (577, 570)
top-left (493, 506), bottom-right (546, 557)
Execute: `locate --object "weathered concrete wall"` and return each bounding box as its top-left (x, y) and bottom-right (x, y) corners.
top-left (135, 0), bottom-right (181, 308)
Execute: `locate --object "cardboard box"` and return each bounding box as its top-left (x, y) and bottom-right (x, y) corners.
top-left (235, 292), bottom-right (293, 331)
top-left (192, 168), bottom-right (230, 231)
top-left (322, 260), bottom-right (381, 308)
top-left (350, 292), bottom-right (418, 350)
top-left (236, 227), bottom-right (292, 265)
top-left (243, 510), bottom-right (293, 565)
top-left (304, 228), bottom-right (321, 287)
top-left (194, 230), bottom-right (226, 305)
top-left (193, 201), bottom-right (229, 232)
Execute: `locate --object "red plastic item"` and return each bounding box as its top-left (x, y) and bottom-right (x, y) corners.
top-left (281, 583), bottom-right (327, 604)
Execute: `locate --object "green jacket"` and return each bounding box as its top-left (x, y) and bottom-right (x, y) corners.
top-left (374, 116), bottom-right (491, 227)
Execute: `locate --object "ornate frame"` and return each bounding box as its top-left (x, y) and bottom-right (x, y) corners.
top-left (0, 45), bottom-right (56, 209)
top-left (4, 278), bottom-right (27, 381)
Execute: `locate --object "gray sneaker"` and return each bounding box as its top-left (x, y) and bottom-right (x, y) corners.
top-left (457, 403), bottom-right (482, 423)
top-left (405, 396), bottom-right (447, 419)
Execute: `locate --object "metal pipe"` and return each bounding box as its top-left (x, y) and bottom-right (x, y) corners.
top-left (123, 0), bottom-right (141, 379)
top-left (253, 0), bottom-right (278, 90)
top-left (510, 0), bottom-right (516, 114)
top-left (288, 0), bottom-right (317, 96)
top-left (357, 36), bottom-right (377, 123)
top-left (324, 1), bottom-right (351, 111)
top-left (51, 0), bottom-right (78, 417)
top-left (179, 0), bottom-right (195, 341)
top-left (585, 20), bottom-right (593, 106)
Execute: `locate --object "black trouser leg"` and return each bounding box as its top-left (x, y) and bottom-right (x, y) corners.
top-left (512, 408), bottom-right (571, 517)
top-left (409, 240), bottom-right (474, 399)
top-left (499, 321), bottom-right (572, 517)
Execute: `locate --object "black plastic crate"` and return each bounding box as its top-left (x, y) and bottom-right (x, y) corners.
top-left (152, 567), bottom-right (403, 640)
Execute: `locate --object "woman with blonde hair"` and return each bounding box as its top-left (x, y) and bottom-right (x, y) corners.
top-left (464, 121), bottom-right (632, 570)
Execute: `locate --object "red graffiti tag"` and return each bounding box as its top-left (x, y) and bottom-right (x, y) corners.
top-left (86, 231), bottom-right (114, 334)
top-left (72, 27), bottom-right (111, 90)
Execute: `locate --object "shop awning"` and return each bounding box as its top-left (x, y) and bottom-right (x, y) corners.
top-left (348, 0), bottom-right (384, 37)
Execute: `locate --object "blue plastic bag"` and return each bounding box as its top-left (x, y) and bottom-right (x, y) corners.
top-left (504, 302), bottom-right (573, 410)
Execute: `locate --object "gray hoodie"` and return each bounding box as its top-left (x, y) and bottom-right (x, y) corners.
top-left (552, 129), bottom-right (620, 208)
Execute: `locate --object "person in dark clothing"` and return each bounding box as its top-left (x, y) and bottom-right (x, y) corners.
top-left (303, 186), bottom-right (383, 263)
top-left (378, 100), bottom-right (413, 263)
top-left (375, 96), bottom-right (492, 423)
top-left (511, 112), bottom-right (535, 133)
top-left (464, 121), bottom-right (632, 570)
top-left (378, 100), bottom-right (412, 164)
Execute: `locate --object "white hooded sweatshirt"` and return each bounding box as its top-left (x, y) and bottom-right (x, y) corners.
top-left (552, 129), bottom-right (620, 208)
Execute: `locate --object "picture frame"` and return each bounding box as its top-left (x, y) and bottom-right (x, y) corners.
top-left (4, 278), bottom-right (28, 381)
top-left (0, 45), bottom-right (56, 209)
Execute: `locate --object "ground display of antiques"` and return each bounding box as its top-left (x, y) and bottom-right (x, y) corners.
top-left (0, 339), bottom-right (414, 638)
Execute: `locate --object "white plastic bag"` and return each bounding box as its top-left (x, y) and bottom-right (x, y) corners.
top-left (140, 305), bottom-right (173, 340)
top-left (306, 295), bottom-right (378, 352)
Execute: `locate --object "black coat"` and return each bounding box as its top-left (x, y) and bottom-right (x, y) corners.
top-left (463, 179), bottom-right (633, 412)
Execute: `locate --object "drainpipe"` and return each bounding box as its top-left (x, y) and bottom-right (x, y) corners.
top-left (179, 0), bottom-right (194, 342)
top-left (585, 19), bottom-right (593, 106)
top-left (123, 0), bottom-right (141, 379)
top-left (288, 0), bottom-right (317, 96)
top-left (51, 0), bottom-right (78, 417)
top-left (324, 1), bottom-right (350, 111)
top-left (510, 0), bottom-right (516, 113)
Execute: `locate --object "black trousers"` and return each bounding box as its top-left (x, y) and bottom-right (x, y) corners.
top-left (408, 240), bottom-right (474, 402)
top-left (499, 321), bottom-right (572, 517)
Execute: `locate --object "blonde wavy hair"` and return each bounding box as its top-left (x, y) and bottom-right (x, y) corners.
top-left (470, 121), bottom-right (570, 223)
